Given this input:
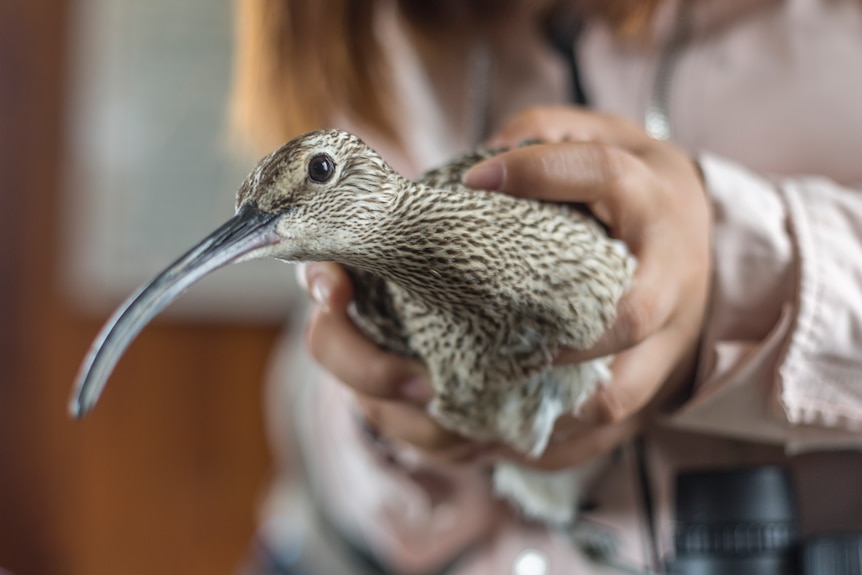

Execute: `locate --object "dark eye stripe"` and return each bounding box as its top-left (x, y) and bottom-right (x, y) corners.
top-left (308, 154), bottom-right (335, 183)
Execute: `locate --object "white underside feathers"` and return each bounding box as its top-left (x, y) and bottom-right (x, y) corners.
top-left (491, 357), bottom-right (614, 525)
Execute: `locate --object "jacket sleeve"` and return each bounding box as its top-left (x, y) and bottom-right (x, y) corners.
top-left (667, 153), bottom-right (862, 452)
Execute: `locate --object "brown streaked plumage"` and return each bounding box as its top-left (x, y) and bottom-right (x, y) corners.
top-left (71, 129), bottom-right (635, 525)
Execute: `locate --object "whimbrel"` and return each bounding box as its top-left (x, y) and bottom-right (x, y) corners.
top-left (71, 129), bottom-right (635, 525)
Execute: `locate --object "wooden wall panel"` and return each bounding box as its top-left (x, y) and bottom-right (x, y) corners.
top-left (51, 322), bottom-right (278, 575)
top-left (0, 0), bottom-right (280, 573)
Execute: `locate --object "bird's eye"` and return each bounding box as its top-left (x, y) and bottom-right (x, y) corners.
top-left (308, 154), bottom-right (335, 183)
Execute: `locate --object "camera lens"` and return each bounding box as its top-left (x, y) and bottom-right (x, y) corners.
top-left (800, 534), bottom-right (862, 575)
top-left (669, 466), bottom-right (799, 575)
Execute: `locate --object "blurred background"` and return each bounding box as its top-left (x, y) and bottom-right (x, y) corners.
top-left (0, 0), bottom-right (296, 572)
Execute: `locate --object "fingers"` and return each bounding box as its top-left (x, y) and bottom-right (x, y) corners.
top-left (465, 142), bottom-right (636, 205)
top-left (472, 106), bottom-right (660, 222)
top-left (467, 133), bottom-right (706, 371)
top-left (466, 142), bottom-right (681, 362)
top-left (307, 305), bottom-right (428, 401)
top-left (300, 262), bottom-right (429, 402)
top-left (585, 333), bottom-right (683, 425)
top-left (553, 292), bottom-right (658, 364)
top-left (299, 263), bottom-right (485, 461)
top-left (464, 141), bottom-right (659, 235)
top-left (497, 409), bottom-right (643, 471)
top-left (502, 327), bottom-right (697, 471)
top-left (355, 394), bottom-right (480, 457)
top-left (569, 301), bottom-right (701, 431)
top-left (556, 234), bottom-right (685, 363)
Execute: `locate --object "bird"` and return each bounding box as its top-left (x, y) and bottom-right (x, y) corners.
top-left (70, 128), bottom-right (636, 526)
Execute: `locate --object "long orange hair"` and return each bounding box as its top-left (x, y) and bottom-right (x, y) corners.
top-left (230, 0), bottom-right (664, 154)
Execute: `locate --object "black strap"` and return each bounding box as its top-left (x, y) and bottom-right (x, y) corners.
top-left (544, 16), bottom-right (589, 106)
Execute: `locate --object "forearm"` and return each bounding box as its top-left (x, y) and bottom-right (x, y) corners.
top-left (668, 154), bottom-right (862, 450)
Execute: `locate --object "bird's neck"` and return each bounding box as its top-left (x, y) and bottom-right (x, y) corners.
top-left (331, 182), bottom-right (483, 298)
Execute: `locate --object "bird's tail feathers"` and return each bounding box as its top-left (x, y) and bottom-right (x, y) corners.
top-left (493, 462), bottom-right (582, 525)
top-left (491, 456), bottom-right (609, 526)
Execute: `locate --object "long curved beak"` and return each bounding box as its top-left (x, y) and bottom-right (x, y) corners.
top-left (69, 202), bottom-right (281, 419)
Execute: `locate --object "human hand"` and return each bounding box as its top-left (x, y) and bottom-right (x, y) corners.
top-left (301, 105), bottom-right (710, 471)
top-left (299, 262), bottom-right (490, 463)
top-left (463, 106), bottom-right (712, 469)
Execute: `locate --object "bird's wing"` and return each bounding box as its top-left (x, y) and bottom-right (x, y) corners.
top-left (345, 266), bottom-right (416, 358)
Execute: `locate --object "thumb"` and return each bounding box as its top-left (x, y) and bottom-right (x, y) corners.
top-left (462, 142), bottom-right (633, 203)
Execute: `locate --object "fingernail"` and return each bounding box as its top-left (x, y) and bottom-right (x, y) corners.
top-left (311, 279), bottom-right (330, 304)
top-left (309, 275), bottom-right (332, 311)
top-left (401, 377), bottom-right (433, 404)
top-left (295, 263), bottom-right (309, 291)
top-left (463, 161), bottom-right (503, 190)
top-left (301, 263), bottom-right (332, 308)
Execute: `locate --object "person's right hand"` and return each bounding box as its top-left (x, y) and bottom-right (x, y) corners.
top-left (299, 262), bottom-right (491, 463)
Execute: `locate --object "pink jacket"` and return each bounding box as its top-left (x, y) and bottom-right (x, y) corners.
top-left (256, 0), bottom-right (862, 573)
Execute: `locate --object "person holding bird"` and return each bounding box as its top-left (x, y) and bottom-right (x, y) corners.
top-left (225, 0), bottom-right (862, 573)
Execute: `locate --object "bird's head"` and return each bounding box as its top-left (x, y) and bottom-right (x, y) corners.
top-left (69, 129), bottom-right (399, 418)
top-left (235, 129), bottom-right (399, 262)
